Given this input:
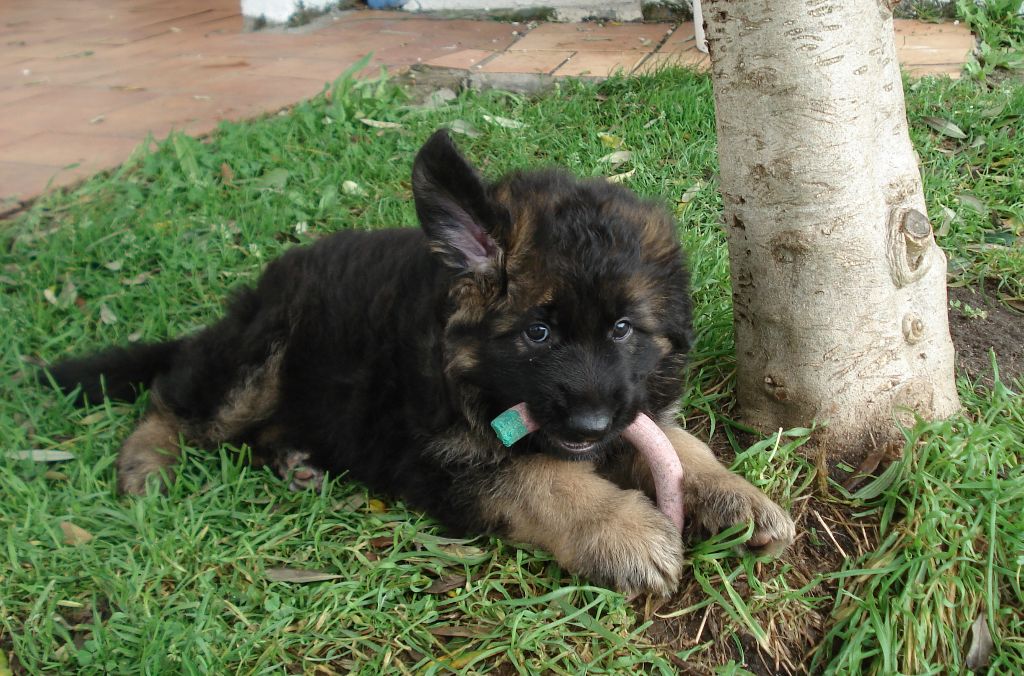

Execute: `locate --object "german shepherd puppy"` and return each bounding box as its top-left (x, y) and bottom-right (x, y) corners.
top-left (46, 130), bottom-right (794, 596)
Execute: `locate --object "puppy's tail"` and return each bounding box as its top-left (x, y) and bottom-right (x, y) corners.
top-left (41, 340), bottom-right (183, 406)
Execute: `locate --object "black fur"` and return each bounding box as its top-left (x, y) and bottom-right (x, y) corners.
top-left (43, 341), bottom-right (182, 405)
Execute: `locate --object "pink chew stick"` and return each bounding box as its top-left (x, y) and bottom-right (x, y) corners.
top-left (489, 404), bottom-right (684, 533)
top-left (623, 413), bottom-right (685, 533)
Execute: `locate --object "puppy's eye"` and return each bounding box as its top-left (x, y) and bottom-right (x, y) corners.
top-left (524, 323), bottom-right (551, 343)
top-left (610, 319), bottom-right (633, 341)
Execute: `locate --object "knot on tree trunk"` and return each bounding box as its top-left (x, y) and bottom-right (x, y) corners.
top-left (887, 207), bottom-right (935, 288)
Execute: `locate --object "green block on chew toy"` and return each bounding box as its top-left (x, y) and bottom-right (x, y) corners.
top-left (490, 403), bottom-right (537, 447)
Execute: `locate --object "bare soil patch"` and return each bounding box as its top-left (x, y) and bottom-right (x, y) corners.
top-left (948, 285), bottom-right (1024, 387)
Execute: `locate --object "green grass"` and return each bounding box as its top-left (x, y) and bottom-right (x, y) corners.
top-left (2, 20), bottom-right (1023, 675)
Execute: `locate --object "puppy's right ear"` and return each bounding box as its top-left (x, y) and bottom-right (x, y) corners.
top-left (412, 130), bottom-right (509, 272)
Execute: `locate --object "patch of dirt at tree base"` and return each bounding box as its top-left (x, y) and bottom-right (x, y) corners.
top-left (948, 285), bottom-right (1024, 388)
top-left (640, 494), bottom-right (865, 675)
top-left (638, 428), bottom-right (875, 676)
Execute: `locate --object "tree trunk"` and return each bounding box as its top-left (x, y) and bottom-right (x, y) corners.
top-left (703, 0), bottom-right (960, 452)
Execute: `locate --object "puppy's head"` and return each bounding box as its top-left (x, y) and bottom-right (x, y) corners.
top-left (413, 130), bottom-right (693, 461)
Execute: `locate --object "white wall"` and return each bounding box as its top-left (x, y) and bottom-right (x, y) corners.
top-left (240, 0), bottom-right (336, 24)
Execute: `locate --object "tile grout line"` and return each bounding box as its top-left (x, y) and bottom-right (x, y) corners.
top-left (633, 20), bottom-right (685, 75)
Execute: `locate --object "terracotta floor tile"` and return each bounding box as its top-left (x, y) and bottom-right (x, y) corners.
top-left (897, 46), bottom-right (974, 66)
top-left (0, 20), bottom-right (83, 46)
top-left (480, 50), bottom-right (573, 75)
top-left (194, 75), bottom-right (325, 112)
top-left (6, 56), bottom-right (123, 88)
top-left (899, 32), bottom-right (975, 50)
top-left (73, 9), bottom-right (230, 47)
top-left (84, 56), bottom-right (253, 93)
top-left (337, 17), bottom-right (519, 52)
top-left (0, 125), bottom-right (36, 148)
top-left (894, 19), bottom-right (972, 37)
top-left (0, 132), bottom-right (143, 169)
top-left (301, 35), bottom-right (406, 62)
top-left (68, 93), bottom-right (241, 139)
top-left (423, 49), bottom-right (495, 70)
top-left (0, 160), bottom-right (92, 202)
top-left (905, 63), bottom-right (963, 79)
top-left (512, 23), bottom-right (665, 53)
top-left (0, 86), bottom-right (157, 134)
top-left (634, 50), bottom-right (709, 74)
top-left (0, 84), bottom-right (46, 107)
top-left (194, 15), bottom-right (245, 37)
top-left (553, 51), bottom-right (647, 78)
top-left (228, 57), bottom-right (349, 84)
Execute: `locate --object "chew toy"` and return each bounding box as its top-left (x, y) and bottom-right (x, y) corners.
top-left (490, 402), bottom-right (539, 447)
top-left (490, 403), bottom-right (685, 532)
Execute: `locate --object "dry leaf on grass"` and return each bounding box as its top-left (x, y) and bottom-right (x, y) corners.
top-left (333, 494), bottom-right (366, 511)
top-left (424, 574), bottom-right (466, 594)
top-left (966, 612), bottom-right (994, 672)
top-left (121, 271), bottom-right (154, 286)
top-left (482, 114), bottom-right (524, 129)
top-left (264, 568), bottom-right (344, 583)
top-left (341, 180), bottom-right (364, 196)
top-left (448, 120), bottom-right (481, 138)
top-left (60, 521), bottom-right (93, 546)
top-left (360, 118), bottom-right (402, 129)
top-left (958, 192), bottom-right (987, 213)
top-left (678, 181), bottom-right (704, 205)
top-left (598, 150), bottom-right (632, 167)
top-left (9, 450), bottom-right (75, 462)
top-left (428, 625), bottom-right (486, 637)
top-left (99, 304), bottom-right (117, 325)
top-left (923, 116), bottom-right (967, 139)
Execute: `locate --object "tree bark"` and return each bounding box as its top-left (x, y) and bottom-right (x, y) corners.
top-left (703, 0), bottom-right (960, 452)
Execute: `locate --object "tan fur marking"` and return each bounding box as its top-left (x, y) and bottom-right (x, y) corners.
top-left (445, 344), bottom-right (478, 377)
top-left (652, 335), bottom-right (673, 356)
top-left (482, 455), bottom-right (683, 596)
top-left (116, 411), bottom-right (183, 495)
top-left (489, 286), bottom-right (554, 335)
top-left (638, 209), bottom-right (679, 262)
top-left (203, 350), bottom-right (283, 443)
top-left (623, 274), bottom-right (669, 325)
top-left (447, 278), bottom-right (493, 328)
top-left (425, 427), bottom-right (506, 467)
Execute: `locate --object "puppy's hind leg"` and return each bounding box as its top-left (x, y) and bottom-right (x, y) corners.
top-left (273, 449), bottom-right (325, 492)
top-left (116, 409), bottom-right (183, 495)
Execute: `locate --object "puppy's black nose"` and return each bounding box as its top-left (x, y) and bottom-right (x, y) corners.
top-left (567, 408), bottom-right (613, 439)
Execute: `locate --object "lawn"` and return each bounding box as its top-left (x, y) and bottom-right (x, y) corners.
top-left (2, 8), bottom-right (1022, 676)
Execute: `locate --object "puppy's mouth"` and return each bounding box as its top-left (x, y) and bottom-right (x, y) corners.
top-left (551, 437), bottom-right (599, 454)
top-left (541, 429), bottom-right (618, 458)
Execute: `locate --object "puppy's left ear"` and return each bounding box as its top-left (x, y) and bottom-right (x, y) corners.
top-left (412, 130), bottom-right (509, 272)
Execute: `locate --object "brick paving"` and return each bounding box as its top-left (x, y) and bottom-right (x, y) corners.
top-left (0, 1), bottom-right (976, 210)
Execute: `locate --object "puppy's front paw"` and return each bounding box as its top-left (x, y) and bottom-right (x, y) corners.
top-left (692, 477), bottom-right (795, 557)
top-left (569, 491), bottom-right (684, 597)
